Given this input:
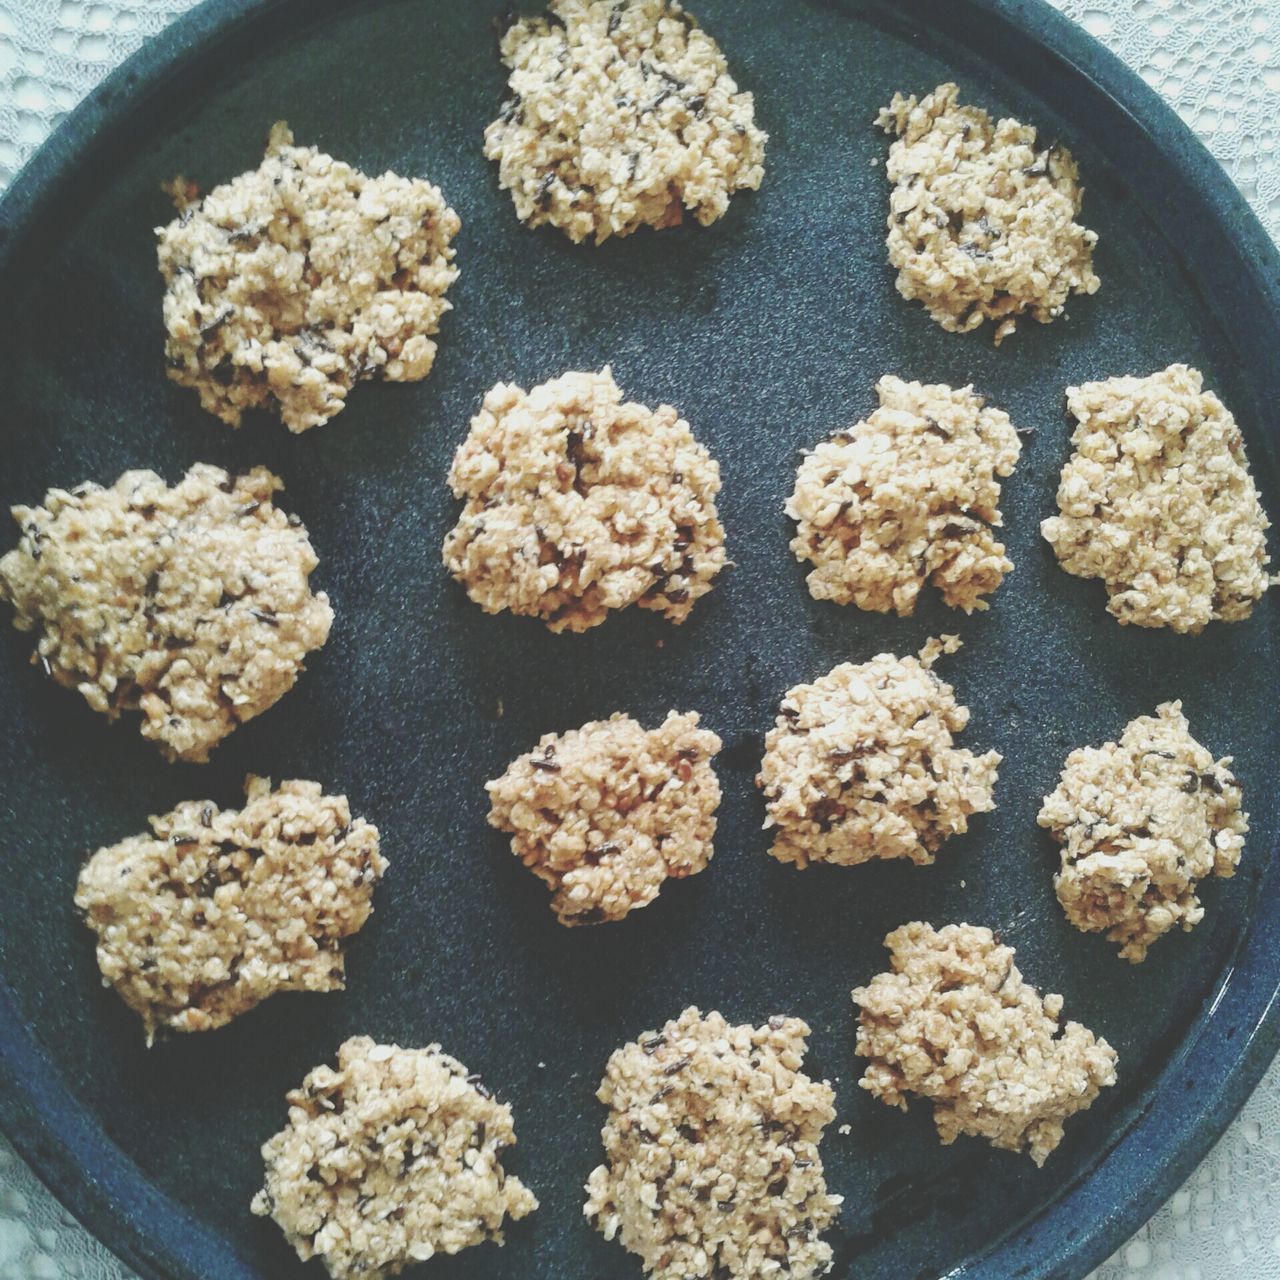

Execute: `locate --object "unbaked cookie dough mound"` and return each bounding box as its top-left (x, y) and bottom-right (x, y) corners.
top-left (75, 777), bottom-right (386, 1042)
top-left (487, 710), bottom-right (721, 925)
top-left (1042, 364), bottom-right (1273, 633)
top-left (853, 923), bottom-right (1118, 1165)
top-left (0, 464), bottom-right (332, 762)
top-left (877, 83), bottom-right (1099, 343)
top-left (157, 121), bottom-right (460, 432)
top-left (252, 1037), bottom-right (537, 1279)
top-left (584, 1006), bottom-right (842, 1280)
top-left (484, 0), bottom-right (766, 244)
top-left (444, 368), bottom-right (726, 632)
top-left (758, 637), bottom-right (1000, 868)
top-left (787, 376), bottom-right (1023, 615)
top-left (1038, 702), bottom-right (1247, 963)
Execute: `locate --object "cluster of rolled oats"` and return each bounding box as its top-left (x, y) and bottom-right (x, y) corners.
top-left (443, 367), bottom-right (726, 632)
top-left (787, 376), bottom-right (1023, 615)
top-left (1042, 363), bottom-right (1273, 633)
top-left (584, 1006), bottom-right (842, 1279)
top-left (1039, 702), bottom-right (1248, 963)
top-left (853, 923), bottom-right (1118, 1166)
top-left (0, 463), bottom-right (332, 763)
top-left (75, 777), bottom-right (385, 1041)
top-left (157, 122), bottom-right (460, 433)
top-left (486, 710), bottom-right (722, 925)
top-left (252, 1037), bottom-right (538, 1278)
top-left (484, 0), bottom-right (766, 243)
top-left (758, 638), bottom-right (1000, 868)
top-left (877, 82), bottom-right (1099, 343)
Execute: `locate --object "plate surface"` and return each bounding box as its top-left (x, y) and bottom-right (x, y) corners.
top-left (1, 2), bottom-right (1279, 1278)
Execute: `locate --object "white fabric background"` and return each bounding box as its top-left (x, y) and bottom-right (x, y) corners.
top-left (0, 1), bottom-right (1277, 1277)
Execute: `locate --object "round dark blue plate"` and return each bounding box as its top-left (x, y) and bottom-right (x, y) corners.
top-left (0, 1), bottom-right (1278, 1277)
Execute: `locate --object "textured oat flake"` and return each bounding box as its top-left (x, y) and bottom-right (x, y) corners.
top-left (787, 376), bottom-right (1023, 615)
top-left (486, 710), bottom-right (721, 925)
top-left (853, 922), bottom-right (1118, 1165)
top-left (484, 0), bottom-right (766, 243)
top-left (252, 1037), bottom-right (537, 1279)
top-left (443, 367), bottom-right (725, 632)
top-left (75, 777), bottom-right (385, 1042)
top-left (0, 463), bottom-right (332, 762)
top-left (758, 637), bottom-right (999, 868)
top-left (584, 1006), bottom-right (842, 1280)
top-left (1038, 702), bottom-right (1247, 963)
top-left (877, 82), bottom-right (1100, 343)
top-left (1042, 363), bottom-right (1273, 632)
top-left (157, 121), bottom-right (460, 431)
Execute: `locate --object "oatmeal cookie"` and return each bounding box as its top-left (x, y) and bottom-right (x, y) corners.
top-left (75, 777), bottom-right (385, 1042)
top-left (853, 922), bottom-right (1118, 1165)
top-left (758, 637), bottom-right (999, 868)
top-left (1041, 364), bottom-right (1273, 632)
top-left (584, 1006), bottom-right (841, 1280)
top-left (0, 463), bottom-right (332, 762)
top-left (877, 83), bottom-right (1099, 343)
top-left (487, 710), bottom-right (721, 925)
top-left (787, 376), bottom-right (1023, 614)
top-left (484, 0), bottom-right (766, 244)
top-left (443, 368), bottom-right (725, 632)
top-left (252, 1037), bottom-right (537, 1279)
top-left (1038, 702), bottom-right (1247, 963)
top-left (157, 121), bottom-right (460, 431)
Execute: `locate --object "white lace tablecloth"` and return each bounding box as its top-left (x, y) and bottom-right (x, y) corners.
top-left (0, 2), bottom-right (1278, 1278)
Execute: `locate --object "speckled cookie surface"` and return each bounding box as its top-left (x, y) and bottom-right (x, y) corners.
top-left (1041, 363), bottom-right (1273, 632)
top-left (852, 923), bottom-right (1118, 1166)
top-left (486, 710), bottom-right (721, 925)
top-left (0, 463), bottom-right (332, 762)
top-left (251, 1037), bottom-right (537, 1280)
top-left (443, 367), bottom-right (725, 632)
top-left (757, 637), bottom-right (1000, 868)
top-left (157, 121), bottom-right (460, 432)
top-left (1038, 702), bottom-right (1247, 963)
top-left (484, 0), bottom-right (766, 244)
top-left (584, 1006), bottom-right (841, 1280)
top-left (74, 777), bottom-right (385, 1042)
top-left (877, 82), bottom-right (1099, 343)
top-left (787, 376), bottom-right (1023, 615)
